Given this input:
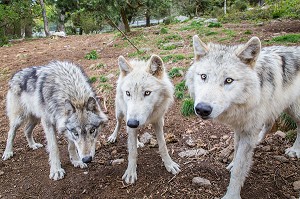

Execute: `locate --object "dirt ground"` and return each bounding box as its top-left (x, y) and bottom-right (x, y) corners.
top-left (1, 19), bottom-right (300, 199)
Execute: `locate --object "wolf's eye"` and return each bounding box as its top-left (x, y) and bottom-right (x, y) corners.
top-left (90, 128), bottom-right (96, 134)
top-left (225, 78), bottom-right (234, 84)
top-left (126, 91), bottom-right (130, 96)
top-left (200, 74), bottom-right (207, 80)
top-left (144, 91), bottom-right (151, 96)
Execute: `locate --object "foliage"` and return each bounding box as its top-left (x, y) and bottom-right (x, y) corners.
top-left (181, 98), bottom-right (195, 117)
top-left (162, 54), bottom-right (185, 63)
top-left (85, 50), bottom-right (99, 60)
top-left (160, 27), bottom-right (168, 34)
top-left (89, 76), bottom-right (97, 83)
top-left (208, 22), bottom-right (222, 28)
top-left (271, 34), bottom-right (300, 43)
top-left (266, 0), bottom-right (300, 19)
top-left (278, 113), bottom-right (297, 131)
top-left (180, 20), bottom-right (203, 31)
top-left (286, 130), bottom-right (297, 143)
top-left (99, 75), bottom-right (108, 82)
top-left (174, 81), bottom-right (188, 99)
top-left (168, 67), bottom-right (185, 78)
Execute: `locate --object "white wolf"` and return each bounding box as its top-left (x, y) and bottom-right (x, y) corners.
top-left (186, 35), bottom-right (300, 199)
top-left (108, 55), bottom-right (181, 183)
top-left (2, 61), bottom-right (108, 180)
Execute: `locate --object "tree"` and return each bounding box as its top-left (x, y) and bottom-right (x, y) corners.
top-left (39, 0), bottom-right (50, 36)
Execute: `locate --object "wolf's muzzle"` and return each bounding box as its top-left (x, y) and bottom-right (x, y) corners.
top-left (195, 102), bottom-right (212, 119)
top-left (127, 119), bottom-right (139, 128)
top-left (82, 156), bottom-right (92, 163)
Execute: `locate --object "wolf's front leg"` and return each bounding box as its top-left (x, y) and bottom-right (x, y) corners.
top-left (226, 132), bottom-right (240, 171)
top-left (122, 127), bottom-right (138, 184)
top-left (153, 118), bottom-right (180, 175)
top-left (108, 115), bottom-right (123, 143)
top-left (68, 140), bottom-right (87, 168)
top-left (222, 132), bottom-right (257, 199)
top-left (42, 119), bottom-right (65, 180)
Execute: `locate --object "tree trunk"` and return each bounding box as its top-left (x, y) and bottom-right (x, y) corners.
top-left (25, 21), bottom-right (33, 38)
top-left (57, 10), bottom-right (65, 32)
top-left (39, 0), bottom-right (50, 36)
top-left (224, 0), bottom-right (227, 15)
top-left (145, 10), bottom-right (150, 27)
top-left (120, 8), bottom-right (130, 33)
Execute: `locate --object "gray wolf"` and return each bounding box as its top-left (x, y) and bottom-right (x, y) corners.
top-left (2, 61), bottom-right (108, 180)
top-left (186, 35), bottom-right (300, 199)
top-left (107, 55), bottom-right (180, 183)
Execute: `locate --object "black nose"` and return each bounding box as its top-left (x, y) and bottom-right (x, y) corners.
top-left (127, 119), bottom-right (139, 128)
top-left (195, 102), bottom-right (212, 118)
top-left (82, 156), bottom-right (92, 163)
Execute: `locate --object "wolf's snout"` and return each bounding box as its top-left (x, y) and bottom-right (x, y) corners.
top-left (127, 119), bottom-right (139, 128)
top-left (82, 156), bottom-right (92, 163)
top-left (195, 102), bottom-right (212, 119)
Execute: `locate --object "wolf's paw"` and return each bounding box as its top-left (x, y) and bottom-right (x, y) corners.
top-left (122, 167), bottom-right (137, 184)
top-left (29, 143), bottom-right (43, 150)
top-left (107, 134), bottom-right (117, 143)
top-left (49, 168), bottom-right (66, 180)
top-left (164, 160), bottom-right (181, 175)
top-left (226, 161), bottom-right (234, 171)
top-left (2, 151), bottom-right (13, 160)
top-left (72, 160), bottom-right (87, 168)
top-left (285, 146), bottom-right (300, 158)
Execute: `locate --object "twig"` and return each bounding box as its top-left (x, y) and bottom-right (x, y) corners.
top-left (105, 15), bottom-right (140, 52)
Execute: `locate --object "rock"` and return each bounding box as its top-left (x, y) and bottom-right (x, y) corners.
top-left (0, 171), bottom-right (4, 176)
top-left (274, 155), bottom-right (289, 163)
top-left (221, 135), bottom-right (229, 140)
top-left (210, 135), bottom-right (218, 139)
top-left (260, 145), bottom-right (271, 152)
top-left (186, 138), bottom-right (196, 147)
top-left (140, 132), bottom-right (152, 144)
top-left (106, 74), bottom-right (114, 79)
top-left (111, 158), bottom-right (125, 166)
top-left (83, 171), bottom-right (88, 175)
top-left (274, 131), bottom-right (286, 139)
top-left (175, 16), bottom-right (189, 22)
top-left (192, 177), bottom-right (211, 186)
top-left (178, 148), bottom-right (208, 158)
top-left (219, 142), bottom-right (234, 160)
top-left (204, 18), bottom-right (218, 23)
top-left (111, 149), bottom-right (117, 156)
top-left (293, 180), bottom-right (300, 191)
top-left (149, 138), bottom-right (158, 148)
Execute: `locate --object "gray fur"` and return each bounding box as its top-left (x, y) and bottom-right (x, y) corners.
top-left (2, 61), bottom-right (108, 180)
top-left (186, 35), bottom-right (300, 199)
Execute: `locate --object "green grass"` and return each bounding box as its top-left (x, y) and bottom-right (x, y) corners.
top-left (205, 31), bottom-right (218, 36)
top-left (168, 67), bottom-right (185, 78)
top-left (181, 98), bottom-right (195, 117)
top-left (157, 34), bottom-right (183, 49)
top-left (98, 83), bottom-right (113, 91)
top-left (174, 81), bottom-right (187, 99)
top-left (89, 76), bottom-right (97, 83)
top-left (99, 75), bottom-right (108, 82)
top-left (272, 34), bottom-right (300, 43)
top-left (286, 130), bottom-right (297, 143)
top-left (84, 50), bottom-right (99, 60)
top-left (161, 44), bottom-right (177, 50)
top-left (244, 30), bottom-right (252, 35)
top-left (162, 54), bottom-right (186, 63)
top-left (160, 27), bottom-right (168, 34)
top-left (208, 22), bottom-right (222, 28)
top-left (128, 50), bottom-right (146, 58)
top-left (278, 113), bottom-right (297, 131)
top-left (180, 20), bottom-right (203, 31)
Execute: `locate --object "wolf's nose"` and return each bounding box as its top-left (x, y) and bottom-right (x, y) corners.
top-left (82, 156), bottom-right (92, 163)
top-left (127, 119), bottom-right (139, 128)
top-left (195, 102), bottom-right (212, 118)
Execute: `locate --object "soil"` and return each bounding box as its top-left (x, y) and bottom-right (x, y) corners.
top-left (0, 19), bottom-right (300, 199)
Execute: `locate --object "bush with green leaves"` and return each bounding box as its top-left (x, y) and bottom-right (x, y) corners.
top-left (168, 67), bottom-right (185, 78)
top-left (89, 76), bottom-right (97, 83)
top-left (271, 34), bottom-right (300, 43)
top-left (160, 27), bottom-right (168, 34)
top-left (85, 50), bottom-right (99, 60)
top-left (174, 81), bottom-right (188, 99)
top-left (99, 75), bottom-right (108, 82)
top-left (181, 98), bottom-right (195, 117)
top-left (208, 22), bottom-right (222, 28)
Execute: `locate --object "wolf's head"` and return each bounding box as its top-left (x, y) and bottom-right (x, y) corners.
top-left (118, 54), bottom-right (173, 128)
top-left (186, 35), bottom-right (261, 120)
top-left (64, 97), bottom-right (107, 163)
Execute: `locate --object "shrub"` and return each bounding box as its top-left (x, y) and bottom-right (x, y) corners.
top-left (85, 50), bottom-right (99, 60)
top-left (181, 98), bottom-right (195, 116)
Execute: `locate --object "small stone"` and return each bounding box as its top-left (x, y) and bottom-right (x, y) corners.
top-left (192, 177), bottom-right (211, 186)
top-left (274, 131), bottom-right (286, 139)
top-left (221, 135), bottom-right (229, 140)
top-left (260, 145), bottom-right (271, 152)
top-left (186, 139), bottom-right (196, 147)
top-left (111, 149), bottom-right (117, 156)
top-left (140, 132), bottom-right (152, 144)
top-left (0, 171), bottom-right (4, 176)
top-left (111, 158), bottom-right (125, 166)
top-left (165, 133), bottom-right (178, 144)
top-left (210, 135), bottom-right (218, 139)
top-left (178, 148), bottom-right (208, 158)
top-left (83, 171), bottom-right (88, 175)
top-left (293, 180), bottom-right (300, 191)
top-left (274, 155), bottom-right (289, 163)
top-left (149, 138), bottom-right (158, 148)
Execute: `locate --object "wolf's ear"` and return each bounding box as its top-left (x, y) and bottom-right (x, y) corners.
top-left (87, 96), bottom-right (100, 113)
top-left (147, 54), bottom-right (164, 79)
top-left (65, 100), bottom-right (75, 116)
top-left (118, 56), bottom-right (133, 76)
top-left (236, 37), bottom-right (261, 67)
top-left (193, 35), bottom-right (209, 61)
